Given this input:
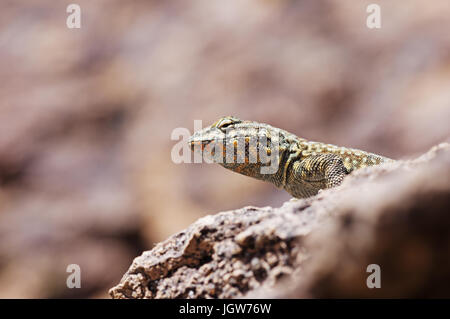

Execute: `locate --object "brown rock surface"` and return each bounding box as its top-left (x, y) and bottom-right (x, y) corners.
top-left (110, 143), bottom-right (450, 298)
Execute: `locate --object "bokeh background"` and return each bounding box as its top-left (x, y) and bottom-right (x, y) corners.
top-left (0, 0), bottom-right (449, 298)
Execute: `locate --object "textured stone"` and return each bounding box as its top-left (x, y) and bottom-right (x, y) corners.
top-left (110, 143), bottom-right (450, 298)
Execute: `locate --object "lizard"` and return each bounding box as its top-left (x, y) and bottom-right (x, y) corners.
top-left (188, 116), bottom-right (394, 198)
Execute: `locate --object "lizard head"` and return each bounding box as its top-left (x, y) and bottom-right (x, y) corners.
top-left (188, 116), bottom-right (243, 152)
top-left (188, 116), bottom-right (282, 177)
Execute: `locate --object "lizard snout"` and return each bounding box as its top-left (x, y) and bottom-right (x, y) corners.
top-left (188, 133), bottom-right (212, 152)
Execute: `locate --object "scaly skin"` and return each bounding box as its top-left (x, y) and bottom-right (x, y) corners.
top-left (188, 116), bottom-right (393, 198)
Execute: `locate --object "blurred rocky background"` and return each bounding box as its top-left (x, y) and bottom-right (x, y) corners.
top-left (0, 0), bottom-right (449, 298)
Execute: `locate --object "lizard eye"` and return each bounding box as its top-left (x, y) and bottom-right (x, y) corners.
top-left (214, 117), bottom-right (241, 130)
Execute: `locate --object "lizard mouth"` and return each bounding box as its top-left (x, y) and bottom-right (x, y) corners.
top-left (188, 138), bottom-right (212, 151)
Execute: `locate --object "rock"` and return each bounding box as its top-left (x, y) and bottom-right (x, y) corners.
top-left (110, 143), bottom-right (450, 298)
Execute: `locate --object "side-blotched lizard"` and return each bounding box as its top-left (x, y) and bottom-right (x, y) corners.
top-left (188, 116), bottom-right (393, 198)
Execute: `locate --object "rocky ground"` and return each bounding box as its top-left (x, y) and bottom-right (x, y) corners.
top-left (110, 143), bottom-right (450, 298)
